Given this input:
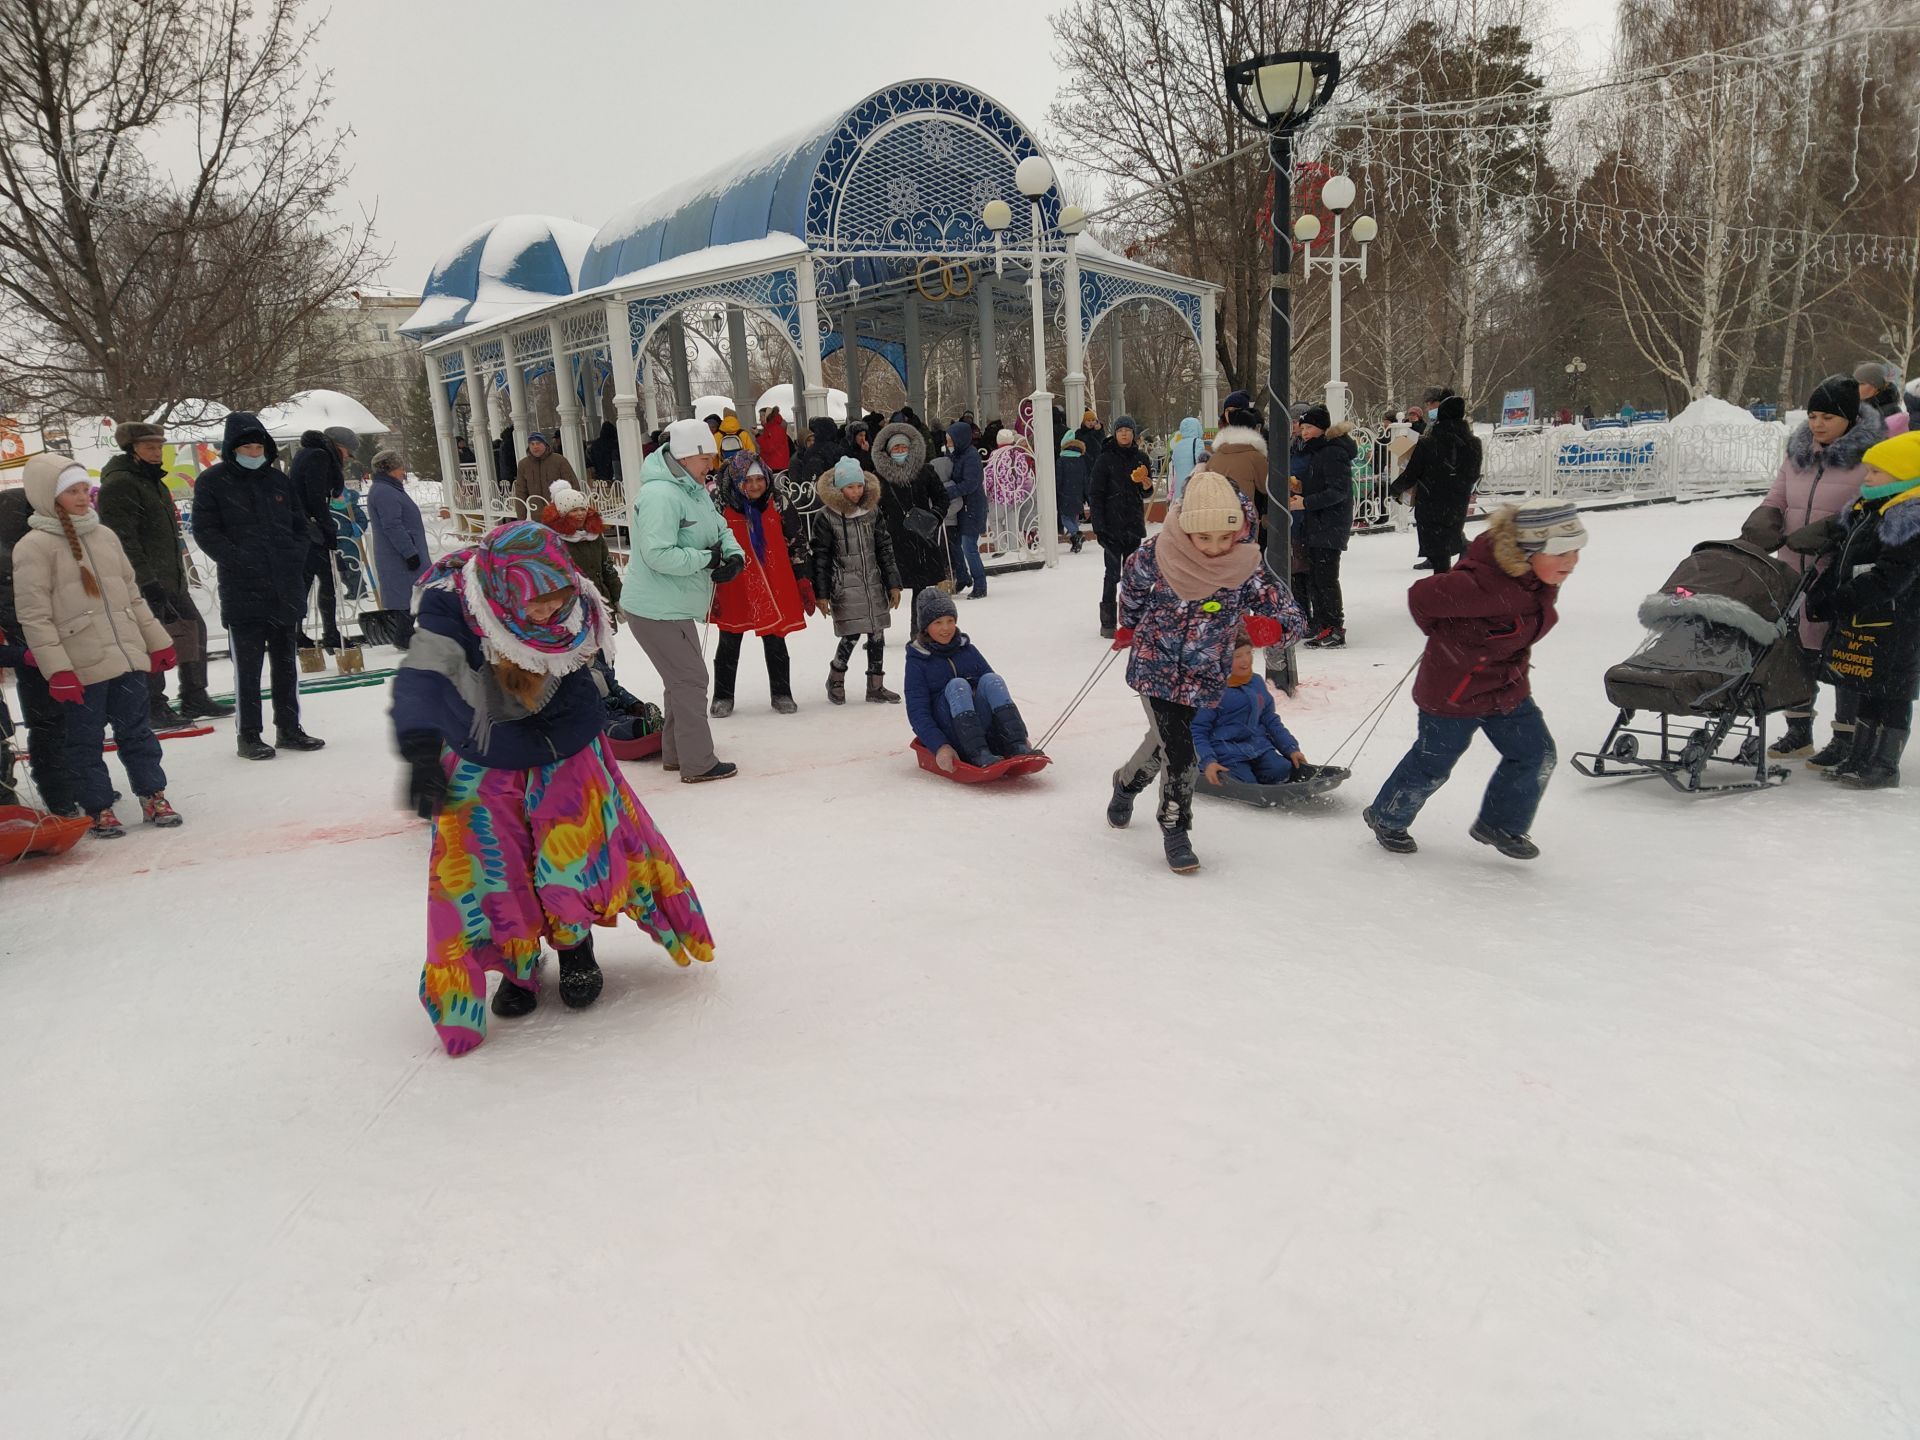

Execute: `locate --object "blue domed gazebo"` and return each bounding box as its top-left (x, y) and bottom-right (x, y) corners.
top-left (403, 79), bottom-right (1220, 561)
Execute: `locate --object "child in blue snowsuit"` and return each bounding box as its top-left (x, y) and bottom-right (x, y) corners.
top-left (903, 589), bottom-right (1034, 770)
top-left (1193, 635), bottom-right (1312, 785)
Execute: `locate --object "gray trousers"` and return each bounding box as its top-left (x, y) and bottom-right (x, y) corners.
top-left (626, 616), bottom-right (718, 775)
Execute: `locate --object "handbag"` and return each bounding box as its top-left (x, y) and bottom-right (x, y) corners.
top-left (904, 505), bottom-right (942, 547)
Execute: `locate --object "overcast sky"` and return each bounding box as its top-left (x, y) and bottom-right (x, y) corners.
top-left (317, 0), bottom-right (1618, 292)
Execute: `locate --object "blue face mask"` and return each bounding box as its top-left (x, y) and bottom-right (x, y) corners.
top-left (236, 452), bottom-right (266, 470)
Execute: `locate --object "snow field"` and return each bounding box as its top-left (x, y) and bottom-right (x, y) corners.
top-left (2, 499), bottom-right (1914, 1438)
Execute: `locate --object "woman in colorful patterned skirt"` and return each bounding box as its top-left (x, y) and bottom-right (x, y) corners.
top-left (392, 520), bottom-right (714, 1056)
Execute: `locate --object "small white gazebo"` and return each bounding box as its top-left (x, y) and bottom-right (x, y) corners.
top-left (400, 79), bottom-right (1221, 565)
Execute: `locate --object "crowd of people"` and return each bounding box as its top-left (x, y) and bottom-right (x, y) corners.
top-left (4, 359), bottom-right (1919, 1055)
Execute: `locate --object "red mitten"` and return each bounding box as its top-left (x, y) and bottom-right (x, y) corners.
top-left (149, 645), bottom-right (178, 673)
top-left (48, 670), bottom-right (85, 704)
top-left (798, 580), bottom-right (817, 616)
top-left (1244, 616), bottom-right (1284, 648)
top-left (19, 650), bottom-right (33, 670)
top-left (1110, 626), bottom-right (1135, 652)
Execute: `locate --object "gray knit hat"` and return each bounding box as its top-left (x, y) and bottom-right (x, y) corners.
top-left (1855, 362), bottom-right (1892, 390)
top-left (1510, 499), bottom-right (1589, 555)
top-left (916, 587), bottom-right (959, 632)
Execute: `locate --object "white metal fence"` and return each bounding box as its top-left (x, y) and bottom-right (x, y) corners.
top-left (1475, 422), bottom-right (1787, 504)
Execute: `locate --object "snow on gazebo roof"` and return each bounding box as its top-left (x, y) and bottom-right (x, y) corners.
top-left (162, 390), bottom-right (388, 445)
top-left (399, 215), bottom-right (595, 338)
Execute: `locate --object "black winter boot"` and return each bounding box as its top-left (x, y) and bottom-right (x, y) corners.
top-left (1840, 725), bottom-right (1906, 790)
top-left (236, 731), bottom-right (276, 761)
top-left (767, 643), bottom-right (796, 713)
top-left (1470, 819), bottom-right (1541, 860)
top-left (558, 934), bottom-right (604, 1009)
top-left (148, 671), bottom-right (182, 728)
top-left (177, 662), bottom-right (235, 719)
top-left (949, 707), bottom-right (1001, 768)
top-left (1768, 714), bottom-right (1815, 759)
top-left (1107, 778), bottom-right (1142, 828)
top-left (1364, 806), bottom-right (1417, 854)
top-left (1099, 602), bottom-right (1117, 640)
top-left (492, 977), bottom-right (538, 1018)
top-left (275, 725), bottom-right (326, 752)
top-left (990, 703), bottom-right (1033, 756)
top-left (1807, 723), bottom-right (1858, 772)
top-left (1162, 827), bottom-right (1200, 874)
top-left (866, 671), bottom-right (901, 704)
top-left (826, 662), bottom-right (848, 705)
top-left (1824, 721), bottom-right (1875, 781)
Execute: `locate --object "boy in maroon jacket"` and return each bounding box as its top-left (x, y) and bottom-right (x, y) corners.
top-left (1364, 499), bottom-right (1588, 860)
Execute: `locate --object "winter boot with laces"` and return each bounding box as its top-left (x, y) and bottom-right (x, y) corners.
top-left (826, 661), bottom-right (848, 705)
top-left (1768, 714), bottom-right (1816, 760)
top-left (866, 671), bottom-right (901, 704)
top-left (1807, 723), bottom-right (1859, 773)
top-left (1840, 725), bottom-right (1907, 790)
top-left (140, 792), bottom-right (183, 828)
top-left (1470, 819), bottom-right (1541, 860)
top-left (148, 692), bottom-right (183, 729)
top-left (948, 707), bottom-right (1001, 769)
top-left (558, 934), bottom-right (604, 1009)
top-left (177, 662), bottom-right (235, 720)
top-left (1363, 806), bottom-right (1417, 854)
top-left (89, 808), bottom-right (127, 839)
top-left (236, 732), bottom-right (276, 761)
top-left (275, 726), bottom-right (326, 752)
top-left (1161, 827), bottom-right (1201, 874)
top-left (1107, 778), bottom-right (1143, 829)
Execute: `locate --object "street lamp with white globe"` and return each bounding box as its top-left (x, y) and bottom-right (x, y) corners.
top-left (1293, 172), bottom-right (1376, 425)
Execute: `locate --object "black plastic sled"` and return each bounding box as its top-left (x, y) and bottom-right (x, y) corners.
top-left (1198, 765), bottom-right (1349, 808)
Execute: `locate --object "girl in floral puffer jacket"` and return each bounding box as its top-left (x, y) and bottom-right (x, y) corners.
top-left (1106, 471), bottom-right (1301, 874)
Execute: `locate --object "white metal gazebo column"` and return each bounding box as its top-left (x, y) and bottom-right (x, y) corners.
top-left (555, 346), bottom-right (587, 485)
top-left (1062, 240), bottom-right (1086, 424)
top-left (424, 353), bottom-right (460, 497)
top-left (1199, 296), bottom-right (1219, 425)
top-left (503, 339), bottom-right (531, 504)
top-left (796, 255), bottom-right (828, 421)
top-left (903, 297), bottom-right (925, 417)
top-left (461, 343), bottom-right (499, 529)
top-left (603, 299), bottom-right (647, 522)
top-left (665, 314), bottom-right (694, 419)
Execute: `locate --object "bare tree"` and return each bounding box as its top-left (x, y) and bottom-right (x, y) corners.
top-left (0, 0), bottom-right (383, 421)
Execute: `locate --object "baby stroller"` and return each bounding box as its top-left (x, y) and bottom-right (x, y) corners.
top-left (1572, 538), bottom-right (1818, 793)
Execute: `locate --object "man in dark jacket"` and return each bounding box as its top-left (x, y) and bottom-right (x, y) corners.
top-left (191, 413), bottom-right (326, 759)
top-left (1073, 410), bottom-right (1105, 460)
top-left (98, 422), bottom-right (234, 724)
top-left (1087, 415), bottom-right (1152, 636)
top-left (288, 425), bottom-right (356, 652)
top-left (1294, 406), bottom-right (1358, 648)
top-left (791, 417), bottom-right (844, 490)
top-left (1390, 392), bottom-right (1482, 575)
top-left (0, 485), bottom-right (74, 811)
top-left (943, 421), bottom-right (988, 599)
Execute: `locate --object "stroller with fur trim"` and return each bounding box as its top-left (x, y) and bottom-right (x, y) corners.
top-left (1572, 538), bottom-right (1819, 793)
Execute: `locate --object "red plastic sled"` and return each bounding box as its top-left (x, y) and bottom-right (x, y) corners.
top-left (0, 805), bottom-right (92, 865)
top-left (910, 739), bottom-right (1051, 784)
top-left (606, 731), bottom-right (664, 762)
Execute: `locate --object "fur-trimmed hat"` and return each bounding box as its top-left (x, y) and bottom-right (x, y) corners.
top-left (115, 421), bottom-right (166, 451)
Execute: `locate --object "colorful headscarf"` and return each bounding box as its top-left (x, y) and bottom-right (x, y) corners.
top-left (422, 520), bottom-right (613, 674)
top-left (725, 452), bottom-right (772, 563)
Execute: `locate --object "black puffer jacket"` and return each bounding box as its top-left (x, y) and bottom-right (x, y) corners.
top-left (0, 485), bottom-right (30, 640)
top-left (870, 422), bottom-right (952, 592)
top-left (189, 413), bottom-right (311, 627)
top-left (1391, 397), bottom-right (1481, 559)
top-left (1818, 483), bottom-right (1920, 699)
top-left (1088, 441), bottom-right (1153, 549)
top-left (289, 430), bottom-right (344, 545)
top-left (791, 418), bottom-right (844, 491)
top-left (1296, 424), bottom-right (1358, 551)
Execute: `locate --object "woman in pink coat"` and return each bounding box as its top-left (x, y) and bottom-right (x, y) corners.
top-left (1741, 375), bottom-right (1890, 765)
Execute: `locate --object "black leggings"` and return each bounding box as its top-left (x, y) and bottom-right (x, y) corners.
top-left (712, 631), bottom-right (792, 701)
top-left (833, 633), bottom-right (886, 674)
top-left (1114, 695), bottom-right (1198, 832)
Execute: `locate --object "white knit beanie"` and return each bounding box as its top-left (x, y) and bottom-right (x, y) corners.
top-left (1176, 471), bottom-right (1243, 534)
top-left (549, 479), bottom-right (592, 515)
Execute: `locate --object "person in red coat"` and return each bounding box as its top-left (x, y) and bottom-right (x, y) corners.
top-left (1364, 499), bottom-right (1587, 861)
top-left (710, 452), bottom-right (811, 716)
top-left (757, 409), bottom-right (792, 474)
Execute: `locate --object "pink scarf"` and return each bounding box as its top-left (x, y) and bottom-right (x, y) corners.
top-left (1153, 502), bottom-right (1262, 601)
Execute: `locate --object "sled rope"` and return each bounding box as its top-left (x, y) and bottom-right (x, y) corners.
top-left (1035, 647), bottom-right (1123, 753)
top-left (1323, 657), bottom-right (1421, 768)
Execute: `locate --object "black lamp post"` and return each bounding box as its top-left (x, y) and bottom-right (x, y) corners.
top-left (1225, 51), bottom-right (1340, 674)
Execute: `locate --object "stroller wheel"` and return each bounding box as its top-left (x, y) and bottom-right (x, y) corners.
top-left (1611, 734), bottom-right (1639, 761)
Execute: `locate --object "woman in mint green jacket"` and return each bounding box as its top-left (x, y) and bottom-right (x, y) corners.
top-left (620, 420), bottom-right (745, 783)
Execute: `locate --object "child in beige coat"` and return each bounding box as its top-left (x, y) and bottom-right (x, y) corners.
top-left (11, 453), bottom-right (182, 835)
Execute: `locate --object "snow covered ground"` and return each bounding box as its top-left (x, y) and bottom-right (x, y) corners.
top-left (4, 498), bottom-right (1915, 1439)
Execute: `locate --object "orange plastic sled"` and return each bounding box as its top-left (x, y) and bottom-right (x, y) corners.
top-left (910, 739), bottom-right (1051, 784)
top-left (0, 805), bottom-right (92, 864)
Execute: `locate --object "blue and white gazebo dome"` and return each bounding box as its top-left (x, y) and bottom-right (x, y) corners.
top-left (400, 214), bottom-right (595, 338)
